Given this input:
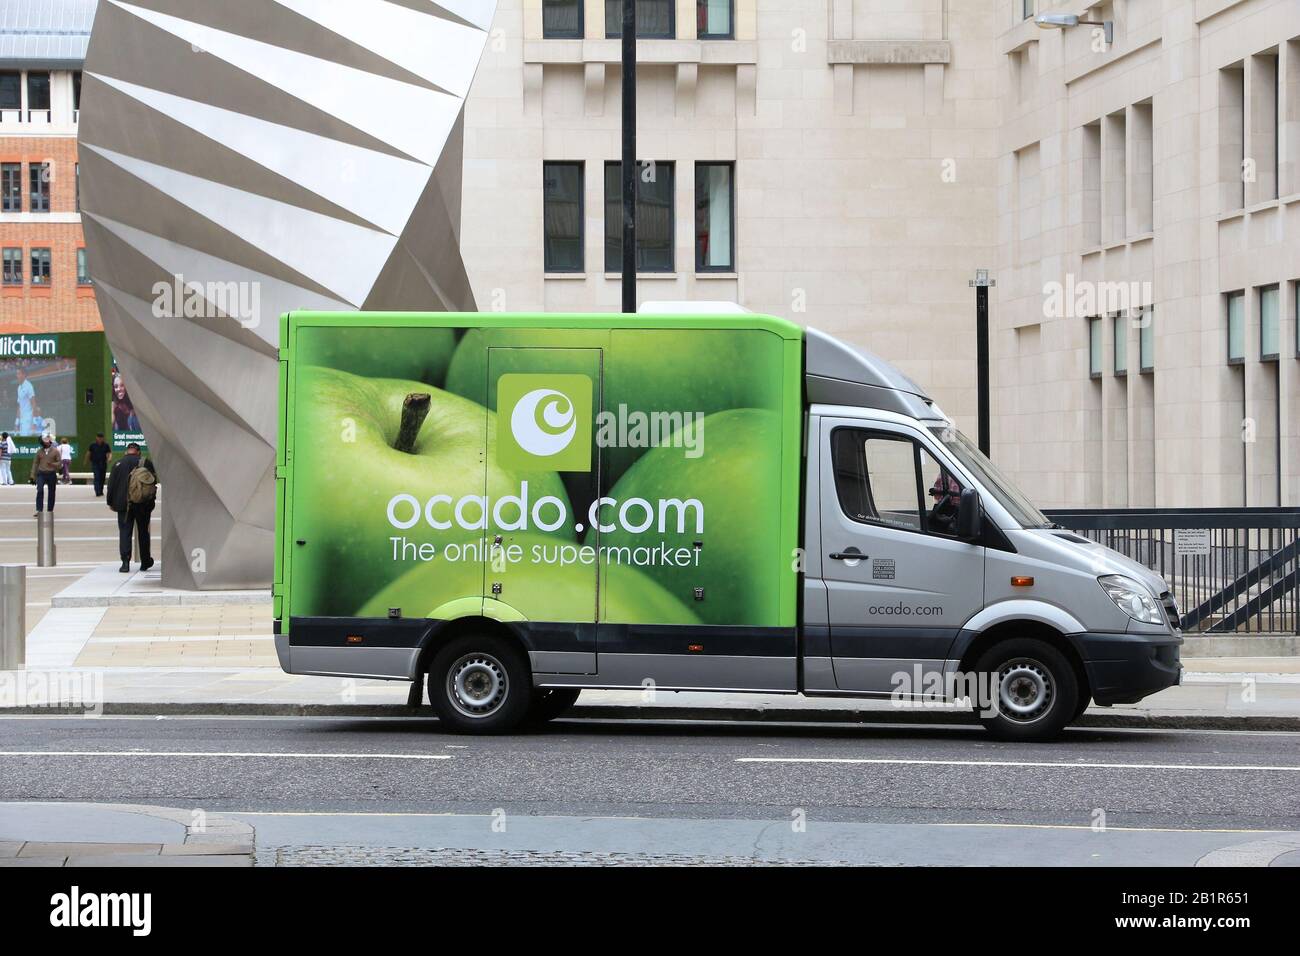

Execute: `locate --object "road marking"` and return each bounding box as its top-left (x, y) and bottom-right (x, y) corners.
top-left (0, 750), bottom-right (451, 760)
top-left (736, 756), bottom-right (1300, 772)
top-left (938, 822), bottom-right (1281, 834)
top-left (226, 811), bottom-right (1287, 836)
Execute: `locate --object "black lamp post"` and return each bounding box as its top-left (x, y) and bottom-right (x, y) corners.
top-left (968, 268), bottom-right (995, 456)
top-left (620, 0), bottom-right (636, 313)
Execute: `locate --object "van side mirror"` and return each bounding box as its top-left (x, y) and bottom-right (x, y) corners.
top-left (956, 487), bottom-right (982, 541)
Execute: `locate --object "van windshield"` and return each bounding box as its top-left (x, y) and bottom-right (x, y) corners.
top-left (927, 425), bottom-right (1052, 529)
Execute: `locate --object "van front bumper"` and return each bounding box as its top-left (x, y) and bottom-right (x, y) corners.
top-left (1071, 631), bottom-right (1182, 706)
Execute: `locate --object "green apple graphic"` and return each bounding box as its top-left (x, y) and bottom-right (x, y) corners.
top-left (289, 365), bottom-right (574, 617)
top-left (445, 327), bottom-right (784, 484)
top-left (297, 325), bottom-right (457, 387)
top-left (594, 408), bottom-right (785, 626)
top-left (359, 533), bottom-right (700, 625)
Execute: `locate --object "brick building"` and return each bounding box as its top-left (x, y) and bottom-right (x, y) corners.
top-left (0, 0), bottom-right (98, 333)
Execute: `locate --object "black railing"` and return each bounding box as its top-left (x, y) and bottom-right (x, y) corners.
top-left (1042, 508), bottom-right (1300, 635)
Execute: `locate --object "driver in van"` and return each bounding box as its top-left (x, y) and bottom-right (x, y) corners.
top-left (928, 471), bottom-right (963, 534)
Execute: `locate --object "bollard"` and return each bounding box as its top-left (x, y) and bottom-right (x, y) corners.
top-left (0, 564), bottom-right (24, 670)
top-left (36, 511), bottom-right (56, 567)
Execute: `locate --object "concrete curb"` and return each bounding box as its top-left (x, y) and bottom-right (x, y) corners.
top-left (1, 802), bottom-right (255, 867)
top-left (1, 701), bottom-right (1295, 731)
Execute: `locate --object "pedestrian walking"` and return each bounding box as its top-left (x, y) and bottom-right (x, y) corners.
top-left (85, 433), bottom-right (112, 497)
top-left (106, 442), bottom-right (156, 573)
top-left (30, 433), bottom-right (61, 516)
top-left (57, 436), bottom-right (72, 484)
top-left (0, 431), bottom-right (15, 485)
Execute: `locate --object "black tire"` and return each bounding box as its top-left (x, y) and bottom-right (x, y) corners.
top-left (528, 688), bottom-right (581, 724)
top-left (1071, 694), bottom-right (1091, 723)
top-left (973, 638), bottom-right (1078, 742)
top-left (427, 633), bottom-right (533, 734)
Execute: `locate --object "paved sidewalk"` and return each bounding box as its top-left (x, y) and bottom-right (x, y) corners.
top-left (0, 802), bottom-right (254, 867)
top-left (51, 562), bottom-right (267, 608)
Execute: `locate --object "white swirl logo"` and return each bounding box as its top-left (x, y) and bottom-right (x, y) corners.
top-left (510, 388), bottom-right (577, 457)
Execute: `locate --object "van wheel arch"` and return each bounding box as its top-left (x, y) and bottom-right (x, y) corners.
top-left (414, 616), bottom-right (526, 685)
top-left (958, 620), bottom-right (1090, 707)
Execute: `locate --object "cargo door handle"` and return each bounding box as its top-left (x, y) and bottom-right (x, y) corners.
top-left (829, 548), bottom-right (866, 561)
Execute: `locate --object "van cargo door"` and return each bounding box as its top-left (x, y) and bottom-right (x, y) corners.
top-left (485, 347), bottom-right (604, 674)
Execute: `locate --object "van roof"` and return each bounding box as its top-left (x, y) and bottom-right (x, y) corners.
top-left (283, 310), bottom-right (805, 340)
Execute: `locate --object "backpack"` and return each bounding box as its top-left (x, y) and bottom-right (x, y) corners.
top-left (127, 464), bottom-right (157, 505)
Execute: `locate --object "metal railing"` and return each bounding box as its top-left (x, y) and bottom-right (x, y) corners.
top-left (1043, 508), bottom-right (1300, 635)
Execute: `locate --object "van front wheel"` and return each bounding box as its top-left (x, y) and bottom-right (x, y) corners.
top-left (973, 638), bottom-right (1078, 742)
top-left (428, 634), bottom-right (533, 734)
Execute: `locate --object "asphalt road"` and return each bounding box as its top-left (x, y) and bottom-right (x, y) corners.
top-left (2, 715), bottom-right (1298, 865)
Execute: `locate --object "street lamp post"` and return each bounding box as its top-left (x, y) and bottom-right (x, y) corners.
top-left (969, 269), bottom-right (996, 457)
top-left (621, 0), bottom-right (636, 313)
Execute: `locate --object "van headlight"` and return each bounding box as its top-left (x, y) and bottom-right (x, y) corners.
top-left (1098, 575), bottom-right (1164, 625)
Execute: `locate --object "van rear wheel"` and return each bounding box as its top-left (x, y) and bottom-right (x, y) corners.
top-left (428, 633), bottom-right (533, 734)
top-left (973, 638), bottom-right (1078, 742)
top-left (529, 688), bottom-right (581, 724)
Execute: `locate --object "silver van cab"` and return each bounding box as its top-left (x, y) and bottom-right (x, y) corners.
top-left (801, 327), bottom-right (1182, 739)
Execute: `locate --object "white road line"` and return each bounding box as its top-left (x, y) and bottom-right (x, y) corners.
top-left (0, 750), bottom-right (451, 760)
top-left (736, 756), bottom-right (1300, 772)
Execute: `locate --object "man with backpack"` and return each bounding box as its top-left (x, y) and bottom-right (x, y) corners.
top-left (106, 441), bottom-right (157, 573)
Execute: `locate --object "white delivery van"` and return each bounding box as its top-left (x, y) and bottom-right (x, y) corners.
top-left (274, 310), bottom-right (1182, 740)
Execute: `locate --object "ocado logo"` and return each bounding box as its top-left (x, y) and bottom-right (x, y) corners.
top-left (497, 373), bottom-right (593, 472)
top-left (511, 388), bottom-right (577, 457)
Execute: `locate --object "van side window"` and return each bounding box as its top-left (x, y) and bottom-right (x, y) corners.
top-left (831, 428), bottom-right (965, 537)
top-left (830, 428), bottom-right (923, 532)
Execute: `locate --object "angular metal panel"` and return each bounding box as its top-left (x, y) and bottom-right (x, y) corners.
top-left (79, 0), bottom-right (495, 588)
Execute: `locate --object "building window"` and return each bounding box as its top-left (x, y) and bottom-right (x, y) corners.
top-left (29, 247), bottom-right (50, 285)
top-left (695, 162), bottom-right (734, 272)
top-left (1, 163), bottom-right (21, 212)
top-left (543, 0), bottom-right (582, 38)
top-left (604, 161), bottom-right (675, 273)
top-left (29, 163), bottom-right (50, 213)
top-left (73, 71), bottom-right (82, 113)
top-left (75, 163), bottom-right (80, 213)
top-left (543, 162), bottom-right (584, 273)
top-left (2, 248), bottom-right (22, 285)
top-left (1260, 286), bottom-right (1279, 360)
top-left (1113, 314), bottom-right (1127, 375)
top-left (1139, 306), bottom-right (1154, 373)
top-left (26, 71), bottom-right (50, 117)
top-left (1088, 317), bottom-right (1102, 378)
top-left (0, 71), bottom-right (19, 112)
top-left (1226, 291), bottom-right (1245, 363)
top-left (698, 0), bottom-right (733, 39)
top-left (1022, 0), bottom-right (1034, 20)
top-left (606, 0), bottom-right (674, 38)
top-left (76, 248), bottom-right (92, 286)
